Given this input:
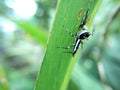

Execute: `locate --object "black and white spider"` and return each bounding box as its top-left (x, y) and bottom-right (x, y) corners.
top-left (58, 7), bottom-right (95, 56)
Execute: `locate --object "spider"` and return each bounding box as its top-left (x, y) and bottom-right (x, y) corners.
top-left (58, 6), bottom-right (95, 56)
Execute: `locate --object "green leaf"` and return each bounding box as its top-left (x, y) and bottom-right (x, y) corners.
top-left (35, 0), bottom-right (99, 90)
top-left (13, 20), bottom-right (48, 46)
top-left (71, 63), bottom-right (104, 90)
top-left (0, 65), bottom-right (9, 90)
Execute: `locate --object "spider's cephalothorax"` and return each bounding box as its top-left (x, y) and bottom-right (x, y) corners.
top-left (58, 7), bottom-right (95, 56)
top-left (77, 29), bottom-right (90, 39)
top-left (72, 29), bottom-right (91, 56)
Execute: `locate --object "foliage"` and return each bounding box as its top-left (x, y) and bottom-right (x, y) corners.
top-left (35, 0), bottom-right (99, 90)
top-left (0, 65), bottom-right (9, 90)
top-left (0, 0), bottom-right (120, 90)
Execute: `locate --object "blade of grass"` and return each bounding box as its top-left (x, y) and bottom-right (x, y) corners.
top-left (12, 20), bottom-right (48, 46)
top-left (0, 65), bottom-right (9, 90)
top-left (71, 63), bottom-right (104, 90)
top-left (35, 0), bottom-right (99, 90)
top-left (3, 10), bottom-right (48, 46)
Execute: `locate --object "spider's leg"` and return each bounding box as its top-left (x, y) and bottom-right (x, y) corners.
top-left (80, 41), bottom-right (84, 49)
top-left (57, 44), bottom-right (74, 49)
top-left (63, 25), bottom-right (76, 37)
top-left (90, 25), bottom-right (95, 36)
top-left (79, 7), bottom-right (90, 29)
top-left (63, 51), bottom-right (73, 54)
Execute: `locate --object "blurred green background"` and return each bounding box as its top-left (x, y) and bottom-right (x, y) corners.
top-left (0, 0), bottom-right (120, 90)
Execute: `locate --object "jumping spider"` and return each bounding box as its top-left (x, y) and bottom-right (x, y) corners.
top-left (58, 7), bottom-right (95, 56)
